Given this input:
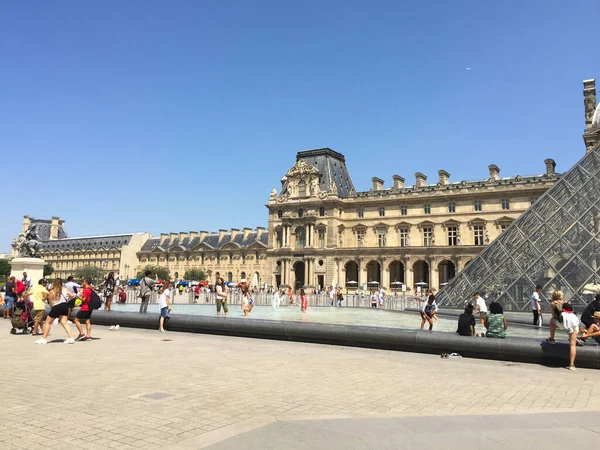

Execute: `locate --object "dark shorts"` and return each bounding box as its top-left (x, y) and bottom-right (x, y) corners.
top-left (160, 307), bottom-right (169, 318)
top-left (76, 309), bottom-right (92, 320)
top-left (48, 302), bottom-right (70, 319)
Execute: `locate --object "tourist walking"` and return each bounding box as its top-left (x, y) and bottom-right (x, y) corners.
top-left (420, 295), bottom-right (437, 330)
top-left (215, 277), bottom-right (229, 316)
top-left (531, 285), bottom-right (542, 326)
top-left (193, 284), bottom-right (200, 303)
top-left (158, 280), bottom-right (171, 332)
top-left (484, 302), bottom-right (508, 338)
top-left (378, 286), bottom-right (385, 308)
top-left (336, 287), bottom-right (344, 307)
top-left (97, 271), bottom-right (116, 312)
top-left (29, 279), bottom-right (49, 336)
top-left (65, 276), bottom-right (80, 295)
top-left (4, 276), bottom-right (16, 319)
top-left (457, 303), bottom-right (476, 337)
top-left (474, 292), bottom-right (487, 326)
top-left (241, 284), bottom-right (254, 318)
top-left (139, 270), bottom-right (158, 313)
top-left (36, 278), bottom-right (76, 344)
top-left (300, 288), bottom-right (308, 312)
top-left (329, 287), bottom-right (334, 306)
top-left (74, 278), bottom-right (95, 341)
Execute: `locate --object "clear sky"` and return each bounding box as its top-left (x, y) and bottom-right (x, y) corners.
top-left (1, 0), bottom-right (599, 251)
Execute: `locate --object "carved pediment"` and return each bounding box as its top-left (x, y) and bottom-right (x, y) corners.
top-left (286, 159), bottom-right (320, 178)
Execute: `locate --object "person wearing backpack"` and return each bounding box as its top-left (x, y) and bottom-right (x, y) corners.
top-left (74, 278), bottom-right (95, 341)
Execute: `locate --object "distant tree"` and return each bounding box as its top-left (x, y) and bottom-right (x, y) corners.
top-left (75, 265), bottom-right (103, 283)
top-left (0, 259), bottom-right (10, 278)
top-left (183, 269), bottom-right (205, 281)
top-left (43, 263), bottom-right (54, 278)
top-left (136, 265), bottom-right (170, 281)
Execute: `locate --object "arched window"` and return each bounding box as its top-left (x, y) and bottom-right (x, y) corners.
top-left (240, 271), bottom-right (246, 280)
top-left (298, 180), bottom-right (307, 196)
top-left (227, 272), bottom-right (233, 282)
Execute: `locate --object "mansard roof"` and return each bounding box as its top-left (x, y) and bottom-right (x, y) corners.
top-left (30, 218), bottom-right (68, 240)
top-left (139, 229), bottom-right (268, 253)
top-left (40, 234), bottom-right (133, 252)
top-left (280, 148), bottom-right (357, 198)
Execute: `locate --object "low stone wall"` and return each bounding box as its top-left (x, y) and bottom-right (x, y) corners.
top-left (88, 311), bottom-right (600, 369)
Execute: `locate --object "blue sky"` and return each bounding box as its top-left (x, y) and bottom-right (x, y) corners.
top-left (1, 0), bottom-right (599, 251)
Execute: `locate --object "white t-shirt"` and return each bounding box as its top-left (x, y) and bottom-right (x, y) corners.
top-left (531, 291), bottom-right (540, 310)
top-left (216, 284), bottom-right (227, 299)
top-left (65, 281), bottom-right (80, 295)
top-left (159, 288), bottom-right (170, 308)
top-left (52, 288), bottom-right (70, 306)
top-left (329, 290), bottom-right (335, 300)
top-left (476, 297), bottom-right (487, 313)
top-left (562, 312), bottom-right (580, 334)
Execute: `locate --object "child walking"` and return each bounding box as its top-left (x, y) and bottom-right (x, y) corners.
top-left (159, 280), bottom-right (171, 332)
top-left (300, 288), bottom-right (308, 312)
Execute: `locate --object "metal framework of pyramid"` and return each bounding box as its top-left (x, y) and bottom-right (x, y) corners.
top-left (436, 143), bottom-right (600, 310)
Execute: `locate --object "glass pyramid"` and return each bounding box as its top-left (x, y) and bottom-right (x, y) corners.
top-left (436, 143), bottom-right (600, 310)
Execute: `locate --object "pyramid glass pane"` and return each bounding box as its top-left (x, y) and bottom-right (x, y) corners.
top-left (437, 143), bottom-right (600, 310)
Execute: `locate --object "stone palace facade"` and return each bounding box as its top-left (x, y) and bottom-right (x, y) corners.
top-left (12, 78), bottom-right (599, 293)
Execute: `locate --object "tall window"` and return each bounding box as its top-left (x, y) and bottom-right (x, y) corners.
top-left (448, 202), bottom-right (456, 213)
top-left (242, 252), bottom-right (247, 264)
top-left (474, 225), bottom-right (484, 245)
top-left (423, 227), bottom-right (433, 246)
top-left (298, 180), bottom-right (306, 196)
top-left (298, 208), bottom-right (304, 218)
top-left (501, 199), bottom-right (510, 210)
top-left (276, 231), bottom-right (282, 249)
top-left (379, 207), bottom-right (385, 217)
top-left (474, 200), bottom-right (482, 212)
top-left (318, 229), bottom-right (325, 248)
top-left (358, 208), bottom-right (364, 218)
top-left (229, 253), bottom-right (233, 264)
top-left (400, 205), bottom-right (407, 216)
top-left (255, 251), bottom-right (260, 262)
top-left (447, 227), bottom-right (457, 246)
top-left (378, 229), bottom-right (387, 247)
top-left (227, 272), bottom-right (233, 282)
top-left (216, 253), bottom-right (220, 264)
top-left (296, 227), bottom-right (306, 249)
top-left (400, 228), bottom-right (409, 247)
top-left (277, 210), bottom-right (283, 219)
top-left (424, 204), bottom-right (431, 214)
top-left (357, 230), bottom-right (365, 247)
top-left (319, 207), bottom-right (325, 217)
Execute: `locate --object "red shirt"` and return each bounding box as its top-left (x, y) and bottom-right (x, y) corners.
top-left (80, 287), bottom-right (92, 312)
top-left (15, 280), bottom-right (26, 294)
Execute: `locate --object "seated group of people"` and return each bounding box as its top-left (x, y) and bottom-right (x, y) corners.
top-left (457, 301), bottom-right (507, 338)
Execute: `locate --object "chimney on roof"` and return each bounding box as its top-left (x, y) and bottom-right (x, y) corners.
top-left (189, 231), bottom-right (198, 240)
top-left (22, 215), bottom-right (31, 232)
top-left (438, 170), bottom-right (450, 185)
top-left (392, 175), bottom-right (405, 189)
top-left (169, 232), bottom-right (177, 242)
top-left (256, 227), bottom-right (266, 239)
top-left (544, 158), bottom-right (556, 177)
top-left (230, 228), bottom-right (239, 240)
top-left (50, 216), bottom-right (60, 240)
top-left (179, 232), bottom-right (188, 242)
top-left (160, 233), bottom-right (168, 244)
top-left (415, 172), bottom-right (427, 188)
top-left (371, 177), bottom-right (384, 192)
top-left (243, 227), bottom-right (252, 240)
top-left (218, 229), bottom-right (227, 241)
top-left (199, 231), bottom-right (208, 241)
top-left (584, 79), bottom-right (596, 130)
top-left (488, 164), bottom-right (500, 181)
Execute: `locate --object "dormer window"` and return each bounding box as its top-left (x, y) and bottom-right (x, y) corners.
top-left (298, 208), bottom-right (304, 218)
top-left (298, 180), bottom-right (307, 197)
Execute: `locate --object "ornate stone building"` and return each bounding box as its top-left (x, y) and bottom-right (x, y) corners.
top-left (12, 216), bottom-right (150, 280)
top-left (266, 148), bottom-right (559, 293)
top-left (136, 229), bottom-right (269, 286)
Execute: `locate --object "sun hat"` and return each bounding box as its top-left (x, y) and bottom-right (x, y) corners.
top-left (593, 311), bottom-right (600, 319)
top-left (240, 278), bottom-right (247, 283)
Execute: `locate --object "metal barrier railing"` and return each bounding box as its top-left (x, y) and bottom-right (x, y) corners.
top-left (121, 289), bottom-right (419, 311)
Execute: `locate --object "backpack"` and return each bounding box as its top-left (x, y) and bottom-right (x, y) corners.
top-left (90, 290), bottom-right (102, 310)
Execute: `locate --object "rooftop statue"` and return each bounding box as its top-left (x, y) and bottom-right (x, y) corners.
top-left (16, 224), bottom-right (41, 258)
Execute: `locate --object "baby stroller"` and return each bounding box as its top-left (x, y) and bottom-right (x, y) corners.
top-left (10, 298), bottom-right (34, 335)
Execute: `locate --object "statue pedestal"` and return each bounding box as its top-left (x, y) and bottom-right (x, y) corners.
top-left (10, 257), bottom-right (46, 284)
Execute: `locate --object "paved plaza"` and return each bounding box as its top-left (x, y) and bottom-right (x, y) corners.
top-left (3, 320), bottom-right (600, 449)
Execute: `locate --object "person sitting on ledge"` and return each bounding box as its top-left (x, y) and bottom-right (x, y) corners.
top-left (579, 311), bottom-right (600, 344)
top-left (484, 302), bottom-right (507, 339)
top-left (457, 303), bottom-right (476, 337)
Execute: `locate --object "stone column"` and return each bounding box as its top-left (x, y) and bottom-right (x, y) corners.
top-left (382, 262), bottom-right (390, 290)
top-left (406, 264), bottom-right (414, 293)
top-left (430, 259), bottom-right (440, 292)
